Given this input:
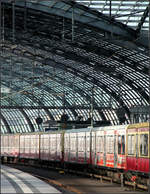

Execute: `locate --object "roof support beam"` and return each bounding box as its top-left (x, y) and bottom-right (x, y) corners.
top-left (136, 6), bottom-right (149, 34)
top-left (18, 108), bottom-right (35, 132)
top-left (3, 0), bottom-right (136, 39)
top-left (0, 105), bottom-right (113, 110)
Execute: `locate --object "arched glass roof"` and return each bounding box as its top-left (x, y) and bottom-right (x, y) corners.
top-left (0, 0), bottom-right (149, 133)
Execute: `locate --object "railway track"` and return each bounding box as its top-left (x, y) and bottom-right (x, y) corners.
top-left (4, 161), bottom-right (148, 193)
top-left (32, 174), bottom-right (82, 194)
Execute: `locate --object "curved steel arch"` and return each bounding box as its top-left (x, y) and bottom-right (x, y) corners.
top-left (1, 50), bottom-right (107, 121)
top-left (2, 41), bottom-right (148, 107)
top-left (1, 42), bottom-right (146, 123)
top-left (2, 0), bottom-right (148, 49)
top-left (0, 112), bottom-right (12, 133)
top-left (0, 0), bottom-right (149, 131)
top-left (3, 18), bottom-right (149, 103)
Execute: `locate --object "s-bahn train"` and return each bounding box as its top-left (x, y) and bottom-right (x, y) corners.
top-left (1, 122), bottom-right (149, 185)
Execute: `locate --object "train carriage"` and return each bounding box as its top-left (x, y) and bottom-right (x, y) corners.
top-left (1, 134), bottom-right (20, 158)
top-left (64, 128), bottom-right (90, 164)
top-left (1, 122), bottom-right (149, 188)
top-left (93, 125), bottom-right (127, 170)
top-left (126, 122), bottom-right (149, 174)
top-left (40, 131), bottom-right (63, 162)
top-left (20, 133), bottom-right (39, 160)
top-left (1, 135), bottom-right (8, 157)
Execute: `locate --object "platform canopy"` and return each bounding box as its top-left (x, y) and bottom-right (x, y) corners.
top-left (0, 0), bottom-right (149, 133)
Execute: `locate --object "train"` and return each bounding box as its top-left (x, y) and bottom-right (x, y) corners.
top-left (1, 122), bottom-right (149, 186)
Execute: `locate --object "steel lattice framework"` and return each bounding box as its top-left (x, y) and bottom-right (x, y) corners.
top-left (77, 0), bottom-right (149, 31)
top-left (0, 0), bottom-right (149, 133)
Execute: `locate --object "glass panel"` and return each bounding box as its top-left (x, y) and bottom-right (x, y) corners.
top-left (122, 135), bottom-right (125, 154)
top-left (118, 135), bottom-right (121, 154)
top-left (118, 135), bottom-right (125, 155)
top-left (128, 135), bottom-right (135, 155)
top-left (140, 134), bottom-right (148, 156)
top-left (107, 135), bottom-right (114, 154)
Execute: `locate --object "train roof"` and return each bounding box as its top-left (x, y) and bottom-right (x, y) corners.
top-left (128, 122), bottom-right (149, 129)
top-left (65, 124), bottom-right (128, 133)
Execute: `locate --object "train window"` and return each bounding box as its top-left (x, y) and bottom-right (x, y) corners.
top-left (100, 136), bottom-right (104, 153)
top-left (128, 135), bottom-right (135, 155)
top-left (107, 135), bottom-right (114, 154)
top-left (118, 135), bottom-right (125, 155)
top-left (78, 136), bottom-right (84, 151)
top-left (70, 136), bottom-right (76, 151)
top-left (140, 134), bottom-right (148, 156)
top-left (118, 136), bottom-right (121, 154)
top-left (86, 136), bottom-right (90, 152)
top-left (122, 136), bottom-right (125, 154)
top-left (97, 136), bottom-right (104, 153)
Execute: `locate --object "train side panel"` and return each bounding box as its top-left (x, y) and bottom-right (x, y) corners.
top-left (20, 134), bottom-right (39, 159)
top-left (95, 130), bottom-right (105, 166)
top-left (105, 129), bottom-right (115, 168)
top-left (64, 132), bottom-right (70, 162)
top-left (137, 125), bottom-right (149, 173)
top-left (40, 132), bottom-right (62, 162)
top-left (77, 132), bottom-right (86, 163)
top-left (30, 134), bottom-right (39, 159)
top-left (86, 131), bottom-right (90, 164)
top-left (116, 128), bottom-right (126, 170)
top-left (126, 122), bottom-right (149, 174)
top-left (69, 132), bottom-right (77, 163)
top-left (1, 134), bottom-right (20, 158)
top-left (1, 135), bottom-right (9, 156)
top-left (40, 134), bottom-right (49, 161)
top-left (11, 135), bottom-right (20, 157)
top-left (56, 133), bottom-right (62, 161)
top-left (49, 133), bottom-right (57, 160)
top-left (91, 131), bottom-right (96, 165)
top-left (95, 125), bottom-right (127, 170)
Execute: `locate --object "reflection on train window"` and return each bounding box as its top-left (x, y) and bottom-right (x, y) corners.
top-left (140, 134), bottom-right (148, 156)
top-left (118, 135), bottom-right (125, 155)
top-left (128, 135), bottom-right (135, 155)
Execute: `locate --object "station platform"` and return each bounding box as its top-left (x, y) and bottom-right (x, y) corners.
top-left (1, 165), bottom-right (61, 193)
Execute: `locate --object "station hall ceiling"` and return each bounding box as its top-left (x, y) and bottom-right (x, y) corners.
top-left (0, 0), bottom-right (149, 133)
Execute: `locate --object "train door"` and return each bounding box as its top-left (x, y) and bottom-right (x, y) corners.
top-left (103, 132), bottom-right (106, 166)
top-left (91, 131), bottom-right (96, 165)
top-left (114, 133), bottom-right (117, 168)
top-left (135, 133), bottom-right (138, 171)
